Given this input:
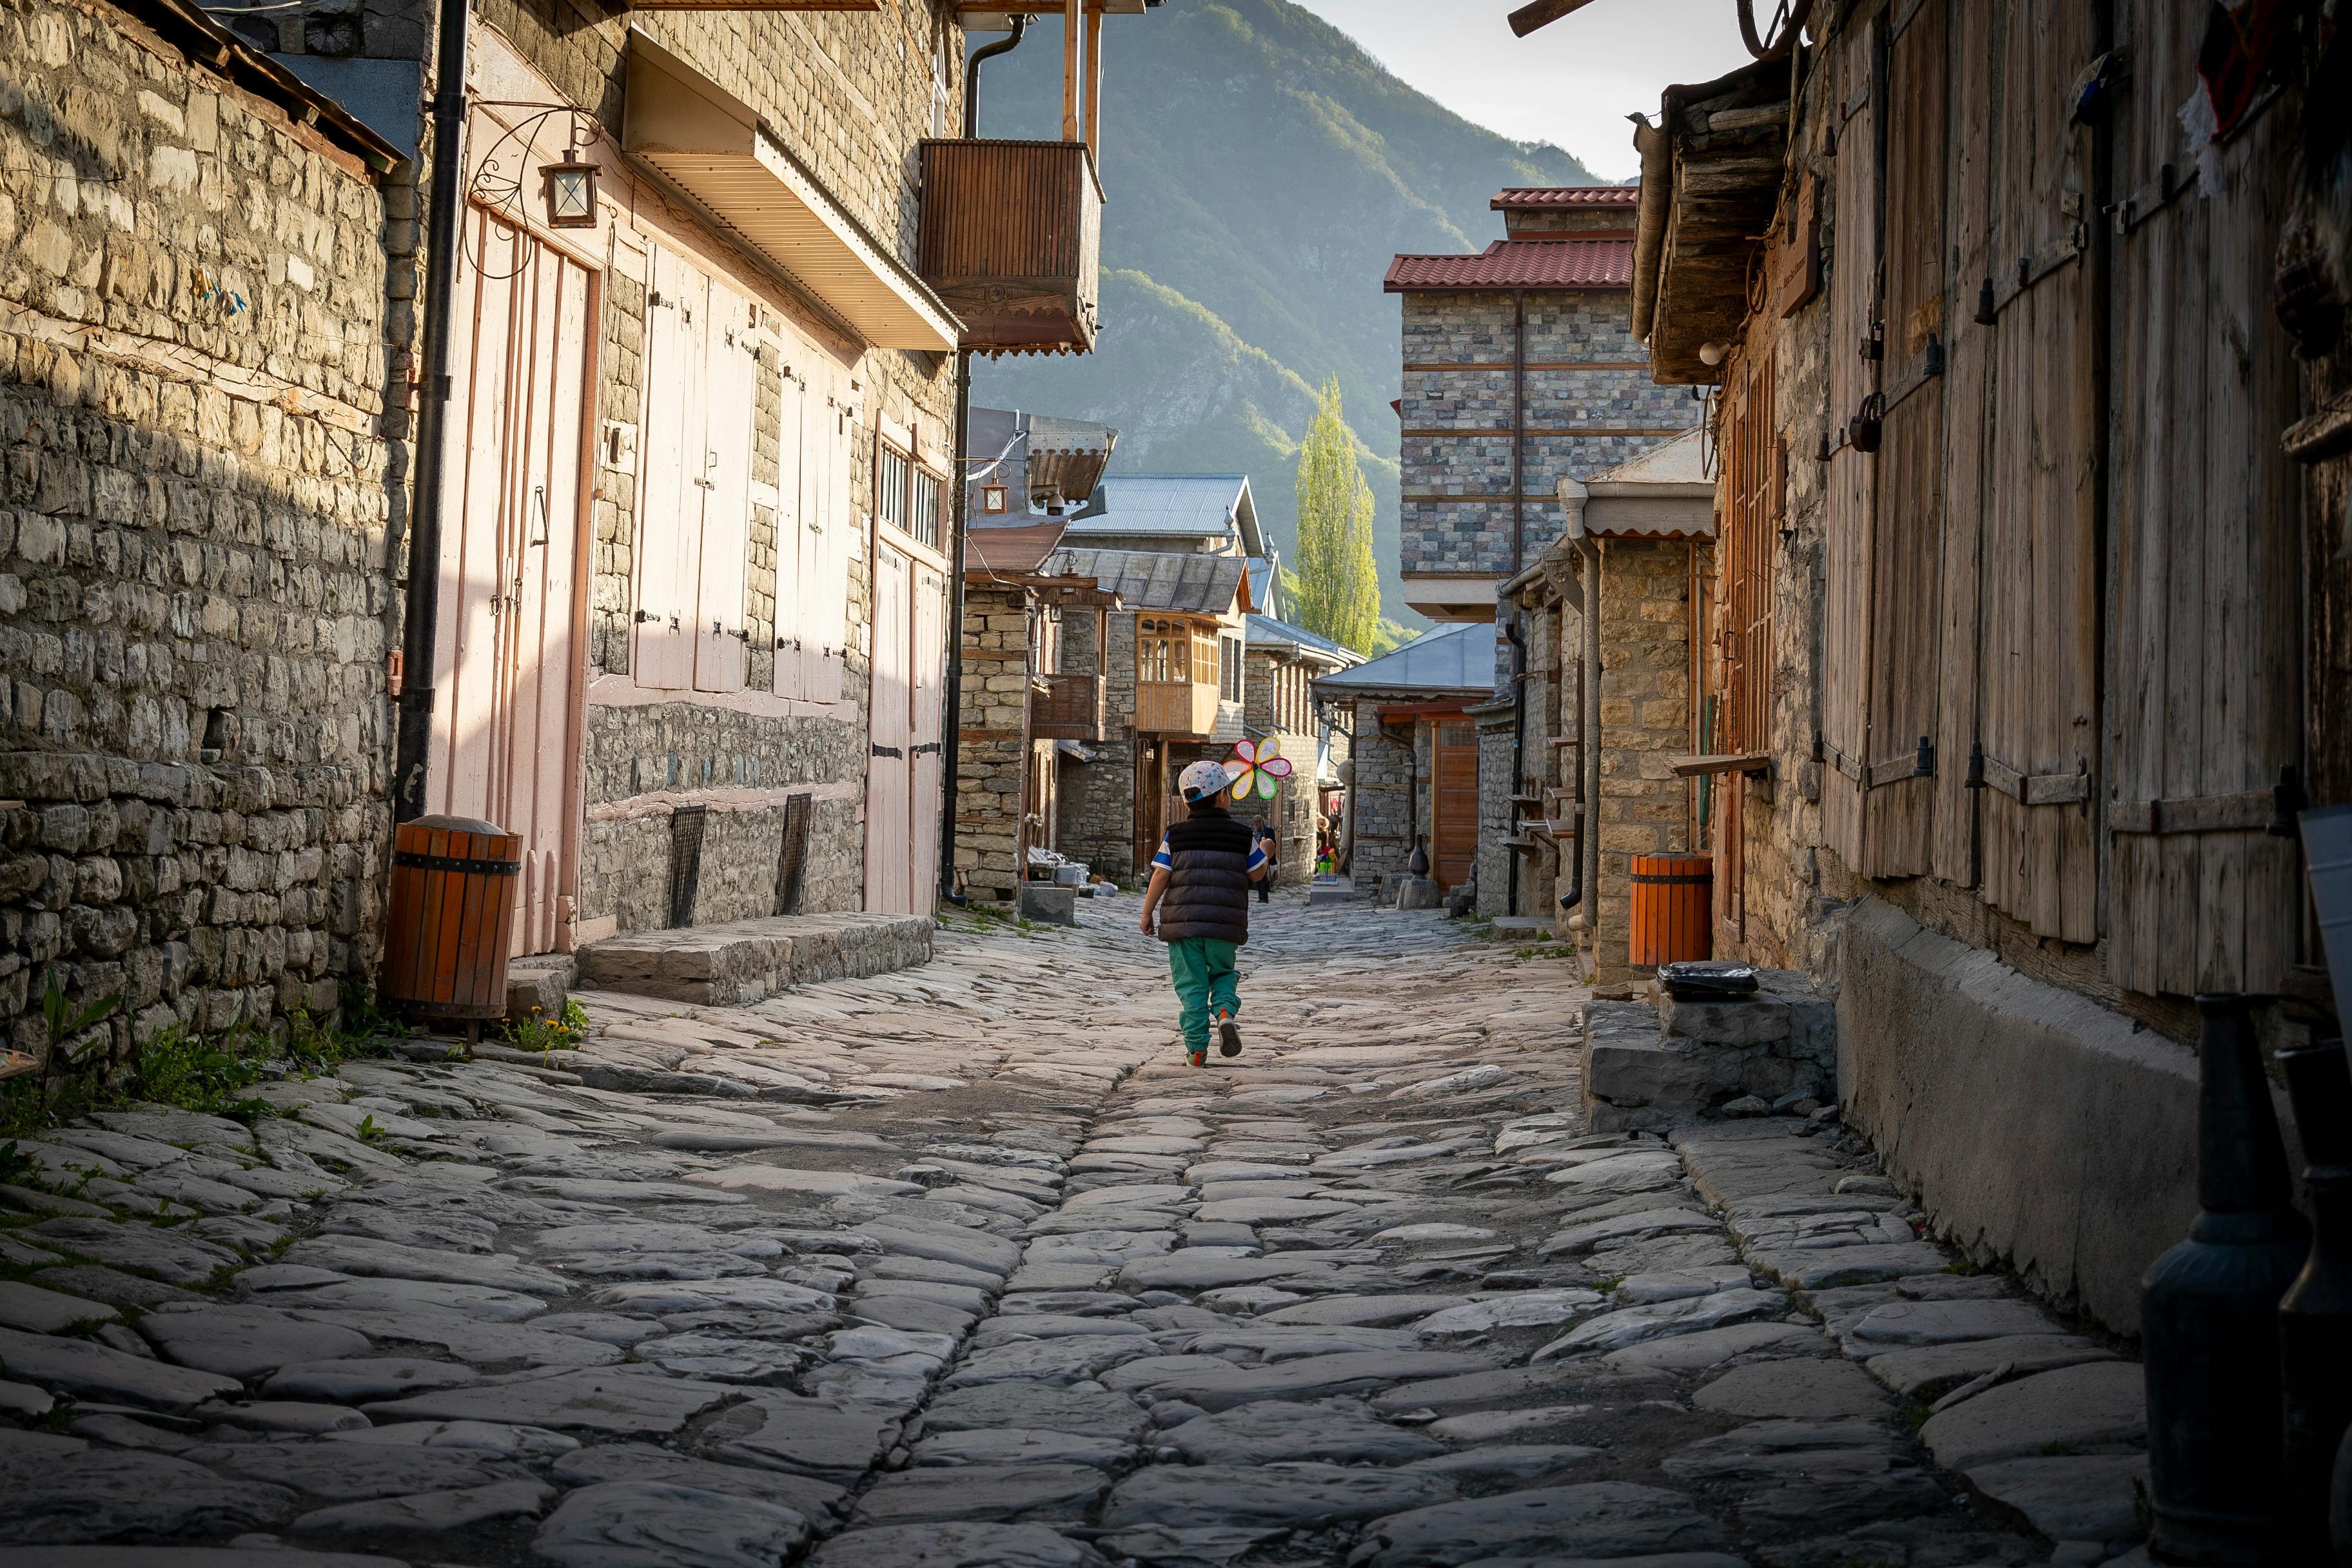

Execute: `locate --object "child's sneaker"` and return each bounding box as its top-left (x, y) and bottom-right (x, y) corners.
top-left (1186, 1048), bottom-right (1208, 1068)
top-left (1214, 1010), bottom-right (1242, 1058)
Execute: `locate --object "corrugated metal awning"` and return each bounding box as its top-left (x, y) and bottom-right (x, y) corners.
top-left (623, 32), bottom-right (959, 352)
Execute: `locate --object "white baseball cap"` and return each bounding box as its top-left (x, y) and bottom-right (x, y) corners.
top-left (1180, 759), bottom-right (1237, 802)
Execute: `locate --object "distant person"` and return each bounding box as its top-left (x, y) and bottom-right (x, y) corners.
top-left (1255, 823), bottom-right (1278, 903)
top-left (1139, 760), bottom-right (1268, 1066)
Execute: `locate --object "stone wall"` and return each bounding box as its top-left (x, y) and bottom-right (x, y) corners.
top-left (1592, 538), bottom-right (1694, 985)
top-left (0, 0), bottom-right (402, 1057)
top-left (953, 582), bottom-right (1030, 902)
top-left (1473, 705), bottom-right (1516, 917)
top-left (1343, 703), bottom-right (1415, 889)
top-left (1400, 290), bottom-right (1696, 580)
top-left (1057, 609), bottom-right (1135, 880)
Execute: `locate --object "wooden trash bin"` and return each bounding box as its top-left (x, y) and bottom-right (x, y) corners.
top-left (1629, 852), bottom-right (1712, 967)
top-left (381, 814), bottom-right (520, 1035)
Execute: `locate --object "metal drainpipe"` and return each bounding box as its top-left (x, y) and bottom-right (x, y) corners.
top-left (389, 0), bottom-right (471, 823)
top-left (1505, 610), bottom-right (1526, 913)
top-left (963, 15), bottom-right (1030, 139)
top-left (1578, 536), bottom-right (1602, 938)
top-left (939, 15), bottom-right (1031, 905)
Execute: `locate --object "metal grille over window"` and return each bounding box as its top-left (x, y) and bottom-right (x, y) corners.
top-left (908, 467), bottom-right (942, 549)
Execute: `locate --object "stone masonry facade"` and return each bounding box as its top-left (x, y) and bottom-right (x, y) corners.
top-left (1055, 608), bottom-right (1137, 881)
top-left (1591, 538), bottom-right (1697, 984)
top-left (0, 0), bottom-right (403, 1059)
top-left (1399, 290), bottom-right (1695, 581)
top-left (952, 582), bottom-right (1034, 902)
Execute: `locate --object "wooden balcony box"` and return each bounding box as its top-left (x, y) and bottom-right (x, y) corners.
top-left (1034, 672), bottom-right (1106, 742)
top-left (917, 139), bottom-right (1102, 355)
top-left (1135, 680), bottom-right (1219, 740)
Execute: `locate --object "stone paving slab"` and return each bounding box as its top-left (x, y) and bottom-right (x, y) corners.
top-left (0, 901), bottom-right (2142, 1567)
top-left (576, 913), bottom-right (935, 1005)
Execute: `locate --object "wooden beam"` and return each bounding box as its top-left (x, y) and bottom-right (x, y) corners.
top-left (1665, 752), bottom-right (1770, 778)
top-left (1062, 0), bottom-right (1081, 142)
top-left (1082, 1), bottom-right (1102, 155)
top-left (1508, 0), bottom-right (1604, 37)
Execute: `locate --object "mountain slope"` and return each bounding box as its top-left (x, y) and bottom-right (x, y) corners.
top-left (971, 0), bottom-right (1596, 625)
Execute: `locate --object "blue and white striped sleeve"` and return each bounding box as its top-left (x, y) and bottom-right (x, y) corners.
top-left (1246, 843), bottom-right (1268, 872)
top-left (1150, 836), bottom-right (1172, 872)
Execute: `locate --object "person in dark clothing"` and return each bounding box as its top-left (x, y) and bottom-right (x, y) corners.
top-left (1255, 823), bottom-right (1278, 902)
top-left (1139, 760), bottom-right (1268, 1066)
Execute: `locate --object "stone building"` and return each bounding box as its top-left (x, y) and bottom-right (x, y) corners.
top-left (279, 5), bottom-right (1148, 956)
top-left (1311, 624), bottom-right (1498, 899)
top-left (1240, 614), bottom-right (1360, 887)
top-left (1558, 1), bottom-right (2345, 1335)
top-left (1051, 549), bottom-right (1252, 881)
top-left (0, 0), bottom-right (407, 1063)
top-left (946, 407), bottom-right (1119, 903)
top-left (1502, 430), bottom-right (1716, 983)
top-left (1385, 186), bottom-right (1696, 622)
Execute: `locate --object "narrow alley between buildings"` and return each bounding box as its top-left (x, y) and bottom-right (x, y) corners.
top-left (0, 897), bottom-right (2147, 1567)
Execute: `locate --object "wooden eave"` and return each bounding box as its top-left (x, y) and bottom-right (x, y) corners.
top-left (1642, 60), bottom-right (1794, 385)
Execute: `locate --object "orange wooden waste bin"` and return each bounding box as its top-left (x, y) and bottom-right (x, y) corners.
top-left (380, 814), bottom-right (520, 1033)
top-left (1629, 852), bottom-right (1712, 967)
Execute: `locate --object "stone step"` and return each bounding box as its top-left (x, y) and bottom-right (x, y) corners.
top-left (576, 914), bottom-right (935, 1006)
top-left (504, 954), bottom-right (576, 1024)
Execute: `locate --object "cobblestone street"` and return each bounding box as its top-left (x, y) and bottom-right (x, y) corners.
top-left (0, 900), bottom-right (2151, 1567)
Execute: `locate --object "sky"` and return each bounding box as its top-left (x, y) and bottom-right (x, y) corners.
top-left (1288, 0), bottom-right (1754, 182)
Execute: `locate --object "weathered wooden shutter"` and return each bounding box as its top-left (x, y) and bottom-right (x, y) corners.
top-left (2103, 0), bottom-right (2303, 993)
top-left (692, 282), bottom-right (754, 695)
top-left (772, 365), bottom-right (808, 699)
top-left (798, 364), bottom-right (848, 705)
top-left (1819, 19), bottom-right (1880, 871)
top-left (1857, 0), bottom-right (1948, 879)
top-left (1974, 0), bottom-right (2101, 944)
top-left (634, 247), bottom-right (706, 692)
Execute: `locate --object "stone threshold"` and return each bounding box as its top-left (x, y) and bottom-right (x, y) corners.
top-left (575, 912), bottom-right (936, 1006)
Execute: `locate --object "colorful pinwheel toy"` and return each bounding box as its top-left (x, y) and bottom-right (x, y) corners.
top-left (1224, 736), bottom-right (1295, 800)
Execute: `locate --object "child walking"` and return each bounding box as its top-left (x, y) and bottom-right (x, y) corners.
top-left (1139, 759), bottom-right (1269, 1066)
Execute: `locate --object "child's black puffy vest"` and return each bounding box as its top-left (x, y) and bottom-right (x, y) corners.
top-left (1158, 808), bottom-right (1253, 945)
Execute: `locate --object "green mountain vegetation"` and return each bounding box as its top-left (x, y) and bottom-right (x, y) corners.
top-left (970, 0), bottom-right (1598, 628)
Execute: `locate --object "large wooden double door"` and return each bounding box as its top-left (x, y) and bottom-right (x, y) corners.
top-left (427, 207), bottom-right (593, 956)
top-left (864, 540), bottom-right (947, 912)
top-left (1431, 718), bottom-right (1480, 892)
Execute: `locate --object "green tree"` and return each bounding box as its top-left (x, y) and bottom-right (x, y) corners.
top-left (1288, 375), bottom-right (1383, 653)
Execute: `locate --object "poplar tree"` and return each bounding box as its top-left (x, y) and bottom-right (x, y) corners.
top-left (1289, 376), bottom-right (1382, 653)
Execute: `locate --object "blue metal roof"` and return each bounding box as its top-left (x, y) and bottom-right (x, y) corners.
top-left (1246, 614), bottom-right (1357, 665)
top-left (1310, 622), bottom-right (1498, 696)
top-left (1066, 474), bottom-right (1264, 556)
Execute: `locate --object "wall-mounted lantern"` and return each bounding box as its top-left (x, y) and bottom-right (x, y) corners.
top-left (980, 484), bottom-right (1010, 515)
top-left (541, 147), bottom-right (600, 229)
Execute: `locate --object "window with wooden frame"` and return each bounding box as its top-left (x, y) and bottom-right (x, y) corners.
top-left (1220, 636), bottom-right (1242, 701)
top-left (1720, 351), bottom-right (1778, 756)
top-left (876, 438), bottom-right (945, 551)
top-left (1138, 617), bottom-right (1191, 684)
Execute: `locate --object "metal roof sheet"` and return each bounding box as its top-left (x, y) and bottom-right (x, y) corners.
top-left (1384, 239), bottom-right (1635, 293)
top-left (1492, 186), bottom-right (1640, 210)
top-left (1312, 622), bottom-right (1499, 696)
top-left (1066, 474), bottom-right (1262, 554)
top-left (1246, 614), bottom-right (1359, 666)
top-left (1052, 549), bottom-right (1248, 615)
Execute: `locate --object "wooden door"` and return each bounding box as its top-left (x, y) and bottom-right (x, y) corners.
top-left (1431, 718), bottom-right (1478, 891)
top-left (430, 205), bottom-right (592, 956)
top-left (864, 542), bottom-right (914, 912)
top-left (1134, 737), bottom-right (1164, 877)
top-left (906, 557), bottom-right (947, 905)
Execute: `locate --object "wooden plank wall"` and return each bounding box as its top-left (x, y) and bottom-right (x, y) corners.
top-left (1977, 0), bottom-right (2099, 945)
top-left (1819, 19), bottom-right (1877, 872)
top-left (1862, 0), bottom-right (1946, 879)
top-left (2104, 0), bottom-right (2303, 994)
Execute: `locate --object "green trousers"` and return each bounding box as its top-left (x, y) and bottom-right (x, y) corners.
top-left (1166, 937), bottom-right (1240, 1048)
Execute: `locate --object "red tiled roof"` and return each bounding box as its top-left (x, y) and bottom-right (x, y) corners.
top-left (1492, 186), bottom-right (1640, 210)
top-left (1384, 239), bottom-right (1634, 292)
